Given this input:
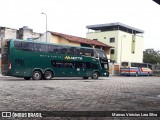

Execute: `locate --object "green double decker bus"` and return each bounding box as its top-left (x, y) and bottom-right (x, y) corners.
top-left (1, 39), bottom-right (109, 80)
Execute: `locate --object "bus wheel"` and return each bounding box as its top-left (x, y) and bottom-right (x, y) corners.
top-left (44, 71), bottom-right (53, 80)
top-left (83, 77), bottom-right (89, 79)
top-left (32, 71), bottom-right (42, 80)
top-left (91, 72), bottom-right (99, 79)
top-left (24, 77), bottom-right (31, 80)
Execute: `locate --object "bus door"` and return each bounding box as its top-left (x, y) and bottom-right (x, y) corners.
top-left (75, 62), bottom-right (88, 77)
top-left (62, 62), bottom-right (78, 77)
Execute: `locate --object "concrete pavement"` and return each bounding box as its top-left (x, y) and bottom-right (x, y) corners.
top-left (0, 76), bottom-right (160, 120)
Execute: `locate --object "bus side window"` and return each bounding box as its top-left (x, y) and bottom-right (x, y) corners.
top-left (84, 49), bottom-right (94, 57)
top-left (34, 43), bottom-right (41, 52)
top-left (91, 63), bottom-right (98, 69)
top-left (67, 47), bottom-right (74, 55)
top-left (49, 45), bottom-right (61, 54)
top-left (14, 41), bottom-right (23, 50)
top-left (61, 47), bottom-right (68, 54)
top-left (56, 61), bottom-right (63, 68)
top-left (75, 62), bottom-right (81, 68)
top-left (74, 48), bottom-right (79, 55)
top-left (79, 48), bottom-right (85, 55)
top-left (64, 62), bottom-right (74, 68)
top-left (22, 42), bottom-right (34, 51)
top-left (82, 63), bottom-right (86, 68)
top-left (41, 44), bottom-right (48, 52)
top-left (86, 62), bottom-right (91, 68)
top-left (49, 45), bottom-right (56, 53)
top-left (51, 60), bottom-right (56, 67)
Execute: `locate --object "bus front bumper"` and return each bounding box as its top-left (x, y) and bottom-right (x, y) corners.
top-left (100, 71), bottom-right (109, 77)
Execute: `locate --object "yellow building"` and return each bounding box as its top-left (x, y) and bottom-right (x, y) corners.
top-left (36, 31), bottom-right (112, 59)
top-left (86, 22), bottom-right (144, 63)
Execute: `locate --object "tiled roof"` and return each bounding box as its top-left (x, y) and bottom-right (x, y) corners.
top-left (50, 31), bottom-right (112, 48)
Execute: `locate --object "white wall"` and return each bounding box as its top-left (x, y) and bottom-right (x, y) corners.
top-left (86, 30), bottom-right (143, 63)
top-left (87, 31), bottom-right (118, 61)
top-left (36, 32), bottom-right (51, 43)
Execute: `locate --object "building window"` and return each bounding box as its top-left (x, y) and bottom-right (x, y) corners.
top-left (93, 39), bottom-right (98, 41)
top-left (110, 49), bottom-right (115, 54)
top-left (110, 37), bottom-right (115, 43)
top-left (104, 37), bottom-right (106, 39)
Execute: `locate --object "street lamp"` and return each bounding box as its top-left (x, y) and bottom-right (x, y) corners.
top-left (120, 35), bottom-right (126, 64)
top-left (42, 12), bottom-right (47, 42)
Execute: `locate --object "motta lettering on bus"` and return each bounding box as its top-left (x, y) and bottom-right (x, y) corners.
top-left (39, 55), bottom-right (62, 58)
top-left (65, 56), bottom-right (83, 60)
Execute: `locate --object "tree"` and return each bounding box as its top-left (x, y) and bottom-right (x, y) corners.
top-left (143, 49), bottom-right (160, 64)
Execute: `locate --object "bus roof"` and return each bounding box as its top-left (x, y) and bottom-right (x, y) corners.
top-left (11, 39), bottom-right (98, 50)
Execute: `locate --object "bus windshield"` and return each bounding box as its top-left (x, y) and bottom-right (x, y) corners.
top-left (95, 49), bottom-right (107, 59)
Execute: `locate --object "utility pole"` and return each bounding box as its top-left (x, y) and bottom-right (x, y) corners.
top-left (42, 12), bottom-right (47, 42)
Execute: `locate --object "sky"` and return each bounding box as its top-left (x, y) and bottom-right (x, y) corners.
top-left (0, 0), bottom-right (160, 50)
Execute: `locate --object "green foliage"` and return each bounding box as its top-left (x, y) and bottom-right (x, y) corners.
top-left (143, 49), bottom-right (160, 64)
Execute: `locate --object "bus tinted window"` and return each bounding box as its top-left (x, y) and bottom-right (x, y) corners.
top-left (121, 62), bottom-right (128, 66)
top-left (96, 49), bottom-right (107, 58)
top-left (22, 42), bottom-right (34, 51)
top-left (131, 63), bottom-right (139, 67)
top-left (64, 62), bottom-right (74, 68)
top-left (34, 43), bottom-right (48, 52)
top-left (51, 60), bottom-right (74, 68)
top-left (140, 63), bottom-right (147, 68)
top-left (49, 45), bottom-right (61, 54)
top-left (91, 63), bottom-right (98, 69)
top-left (61, 47), bottom-right (68, 54)
top-left (55, 61), bottom-right (63, 68)
top-left (51, 61), bottom-right (98, 69)
top-left (14, 41), bottom-right (23, 50)
top-left (79, 48), bottom-right (85, 55)
top-left (84, 49), bottom-right (94, 57)
top-left (66, 47), bottom-right (74, 55)
top-left (75, 62), bottom-right (87, 68)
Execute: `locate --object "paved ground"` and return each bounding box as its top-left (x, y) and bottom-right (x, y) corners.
top-left (0, 76), bottom-right (160, 120)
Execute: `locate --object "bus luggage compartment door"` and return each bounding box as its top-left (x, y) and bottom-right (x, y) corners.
top-left (14, 59), bottom-right (25, 76)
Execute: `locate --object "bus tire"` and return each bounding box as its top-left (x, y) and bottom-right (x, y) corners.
top-left (91, 72), bottom-right (99, 79)
top-left (83, 77), bottom-right (89, 79)
top-left (44, 71), bottom-right (53, 80)
top-left (24, 77), bottom-right (31, 80)
top-left (32, 70), bottom-right (42, 80)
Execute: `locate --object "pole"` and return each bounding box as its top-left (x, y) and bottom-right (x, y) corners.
top-left (42, 12), bottom-right (47, 42)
